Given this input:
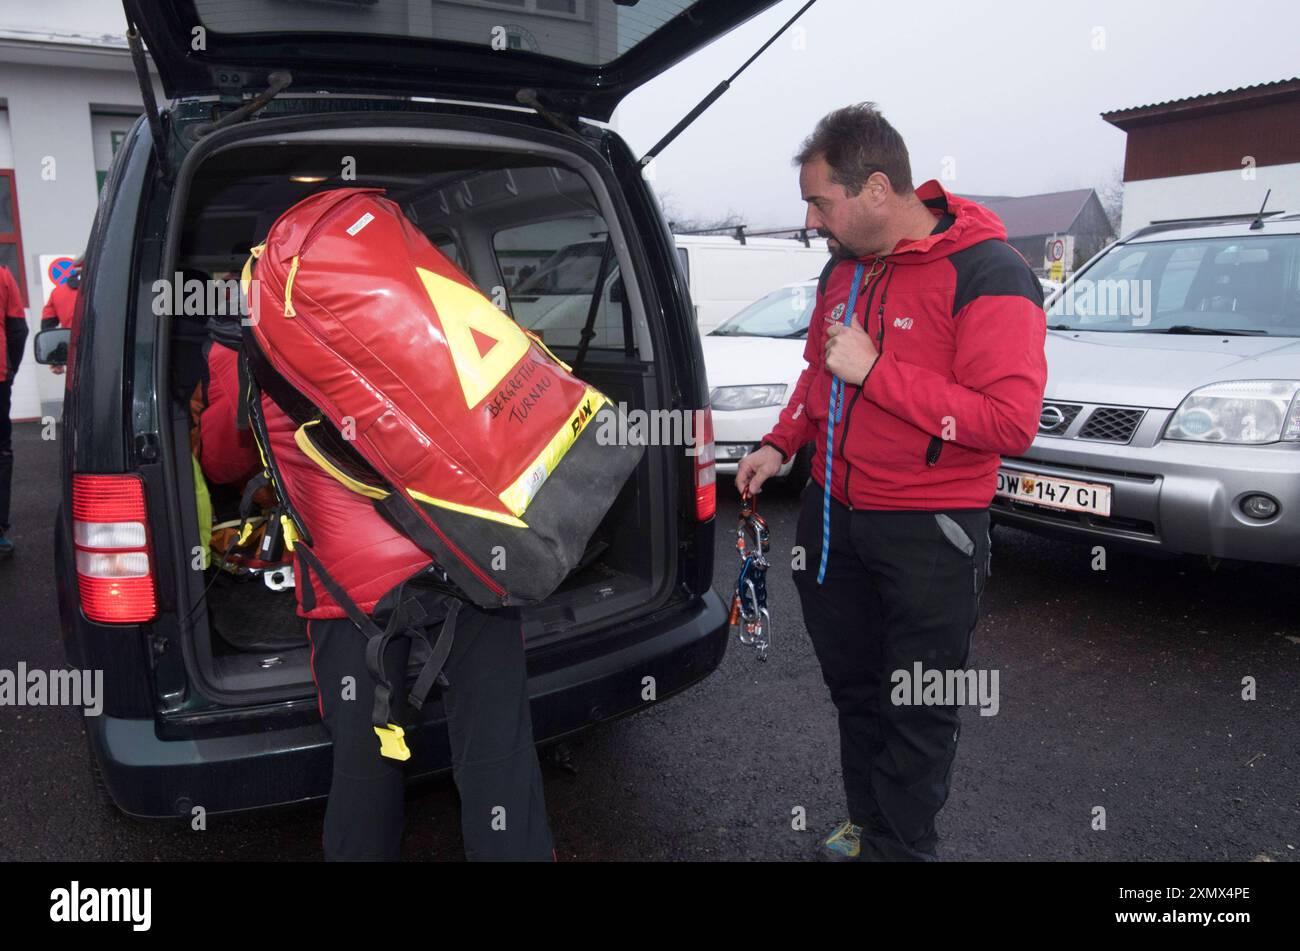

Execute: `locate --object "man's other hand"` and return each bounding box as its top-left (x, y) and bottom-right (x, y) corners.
top-left (736, 444), bottom-right (784, 496)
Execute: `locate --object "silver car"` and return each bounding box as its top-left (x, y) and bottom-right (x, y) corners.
top-left (992, 214), bottom-right (1300, 566)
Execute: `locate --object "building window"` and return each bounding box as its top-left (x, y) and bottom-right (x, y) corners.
top-left (0, 169), bottom-right (26, 303)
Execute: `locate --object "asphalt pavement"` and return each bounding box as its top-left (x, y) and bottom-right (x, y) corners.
top-left (1, 421), bottom-right (1296, 861)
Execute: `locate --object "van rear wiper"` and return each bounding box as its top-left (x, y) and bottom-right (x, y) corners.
top-left (1163, 325), bottom-right (1268, 336)
top-left (196, 70), bottom-right (294, 137)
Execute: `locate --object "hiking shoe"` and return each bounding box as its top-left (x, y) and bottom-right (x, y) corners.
top-left (0, 534), bottom-right (13, 559)
top-left (816, 820), bottom-right (862, 861)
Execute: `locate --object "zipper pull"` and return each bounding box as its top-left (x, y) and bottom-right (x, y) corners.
top-left (283, 255), bottom-right (300, 318)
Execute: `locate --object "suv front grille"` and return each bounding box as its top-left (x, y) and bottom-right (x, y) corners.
top-left (1078, 407), bottom-right (1145, 443)
top-left (1038, 402), bottom-right (1082, 436)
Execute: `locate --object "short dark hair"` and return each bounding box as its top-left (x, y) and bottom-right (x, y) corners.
top-left (794, 102), bottom-right (913, 196)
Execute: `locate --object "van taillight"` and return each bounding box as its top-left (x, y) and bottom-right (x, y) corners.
top-left (71, 474), bottom-right (157, 623)
top-left (694, 407), bottom-right (716, 521)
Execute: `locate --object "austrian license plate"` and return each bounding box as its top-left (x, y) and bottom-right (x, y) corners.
top-left (996, 468), bottom-right (1112, 516)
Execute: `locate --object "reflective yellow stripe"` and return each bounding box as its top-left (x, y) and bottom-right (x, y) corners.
top-left (293, 420), bottom-right (390, 500)
top-left (283, 255), bottom-right (300, 317)
top-left (407, 489), bottom-right (529, 529)
top-left (498, 386), bottom-right (608, 517)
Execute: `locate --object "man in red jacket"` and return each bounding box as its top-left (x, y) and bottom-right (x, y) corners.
top-left (737, 103), bottom-right (1047, 861)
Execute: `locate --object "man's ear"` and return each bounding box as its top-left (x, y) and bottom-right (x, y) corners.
top-left (866, 171), bottom-right (892, 204)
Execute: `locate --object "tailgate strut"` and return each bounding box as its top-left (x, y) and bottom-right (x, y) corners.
top-left (638, 0), bottom-right (818, 168)
top-left (125, 24), bottom-right (169, 179)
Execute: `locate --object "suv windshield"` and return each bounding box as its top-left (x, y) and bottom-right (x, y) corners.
top-left (1047, 234), bottom-right (1300, 335)
top-left (711, 284), bottom-right (816, 338)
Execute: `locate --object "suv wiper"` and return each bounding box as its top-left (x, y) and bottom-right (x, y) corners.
top-left (1046, 324), bottom-right (1074, 331)
top-left (1163, 325), bottom-right (1268, 336)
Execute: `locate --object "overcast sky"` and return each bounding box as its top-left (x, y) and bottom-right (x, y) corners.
top-left (12, 1), bottom-right (1297, 231)
top-left (612, 0), bottom-right (1300, 228)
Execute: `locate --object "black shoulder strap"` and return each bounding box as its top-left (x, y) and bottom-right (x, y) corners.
top-left (817, 255), bottom-right (839, 297)
top-left (295, 543), bottom-right (460, 727)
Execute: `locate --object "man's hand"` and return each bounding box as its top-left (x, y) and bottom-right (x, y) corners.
top-left (736, 444), bottom-right (784, 496)
top-left (825, 313), bottom-right (878, 387)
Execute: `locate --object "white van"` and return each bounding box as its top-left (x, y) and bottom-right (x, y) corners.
top-left (675, 234), bottom-right (830, 333)
top-left (511, 231), bottom-right (829, 346)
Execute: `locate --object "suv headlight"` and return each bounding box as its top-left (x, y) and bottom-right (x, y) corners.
top-left (1164, 380), bottom-right (1300, 444)
top-left (710, 384), bottom-right (787, 411)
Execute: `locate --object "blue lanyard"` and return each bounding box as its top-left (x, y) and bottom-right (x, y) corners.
top-left (817, 262), bottom-right (867, 585)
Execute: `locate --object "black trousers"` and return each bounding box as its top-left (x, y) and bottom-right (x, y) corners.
top-left (0, 379), bottom-right (11, 534)
top-left (793, 483), bottom-right (990, 860)
top-left (305, 602), bottom-right (554, 861)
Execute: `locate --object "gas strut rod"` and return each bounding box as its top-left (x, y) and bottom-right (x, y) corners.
top-left (638, 0), bottom-right (819, 168)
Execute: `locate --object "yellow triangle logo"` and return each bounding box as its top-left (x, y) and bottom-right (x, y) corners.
top-left (417, 267), bottom-right (530, 408)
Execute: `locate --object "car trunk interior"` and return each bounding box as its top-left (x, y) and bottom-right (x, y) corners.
top-left (162, 127), bottom-right (675, 703)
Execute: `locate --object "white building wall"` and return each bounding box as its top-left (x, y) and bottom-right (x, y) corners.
top-left (0, 59), bottom-right (151, 419)
top-left (1120, 163), bottom-right (1300, 236)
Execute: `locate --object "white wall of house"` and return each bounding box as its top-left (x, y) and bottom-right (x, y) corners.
top-left (1120, 163), bottom-right (1300, 236)
top-left (0, 59), bottom-right (150, 420)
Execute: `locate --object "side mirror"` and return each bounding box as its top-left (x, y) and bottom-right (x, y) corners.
top-left (35, 327), bottom-right (71, 366)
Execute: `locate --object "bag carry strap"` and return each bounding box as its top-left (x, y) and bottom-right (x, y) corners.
top-left (294, 544), bottom-right (459, 761)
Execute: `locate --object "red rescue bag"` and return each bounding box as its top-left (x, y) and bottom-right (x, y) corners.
top-left (240, 187), bottom-right (643, 609)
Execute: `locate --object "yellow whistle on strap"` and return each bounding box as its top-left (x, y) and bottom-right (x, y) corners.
top-left (280, 514), bottom-right (299, 552)
top-left (374, 724), bottom-right (411, 761)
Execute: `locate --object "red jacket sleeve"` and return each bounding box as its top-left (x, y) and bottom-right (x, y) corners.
top-left (0, 267), bottom-right (24, 379)
top-left (861, 277), bottom-right (1047, 456)
top-left (196, 344), bottom-right (263, 486)
top-left (760, 282), bottom-right (827, 461)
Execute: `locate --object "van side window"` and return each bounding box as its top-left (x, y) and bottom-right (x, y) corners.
top-left (676, 246), bottom-right (690, 285)
top-left (493, 216), bottom-right (628, 350)
top-left (430, 234), bottom-right (463, 269)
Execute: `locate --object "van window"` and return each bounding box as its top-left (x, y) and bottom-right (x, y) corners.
top-left (430, 234), bottom-right (463, 269)
top-left (495, 217), bottom-right (629, 350)
top-left (194, 0), bottom-right (710, 68)
top-left (676, 246), bottom-right (690, 285)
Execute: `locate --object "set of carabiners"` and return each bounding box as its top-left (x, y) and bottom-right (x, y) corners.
top-left (728, 490), bottom-right (772, 661)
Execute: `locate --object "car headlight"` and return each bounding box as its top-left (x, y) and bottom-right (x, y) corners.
top-left (1164, 380), bottom-right (1300, 444)
top-left (710, 384), bottom-right (787, 411)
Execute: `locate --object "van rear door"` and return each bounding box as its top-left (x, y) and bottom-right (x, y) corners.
top-left (123, 0), bottom-right (781, 120)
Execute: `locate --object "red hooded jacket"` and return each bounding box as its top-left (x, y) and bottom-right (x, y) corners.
top-left (191, 340), bottom-right (263, 487)
top-left (762, 181), bottom-right (1047, 510)
top-left (260, 394), bottom-right (432, 620)
top-left (1, 266), bottom-right (26, 381)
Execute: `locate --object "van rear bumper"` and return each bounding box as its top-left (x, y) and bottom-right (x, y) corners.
top-left (87, 590), bottom-right (729, 819)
